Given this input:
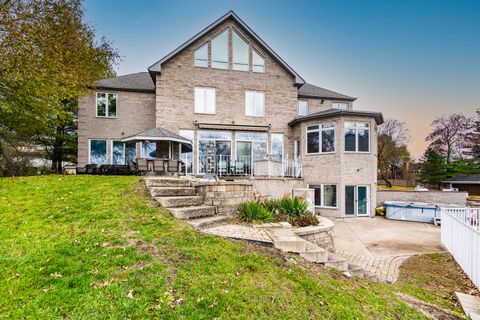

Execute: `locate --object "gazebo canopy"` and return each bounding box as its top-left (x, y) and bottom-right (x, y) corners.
top-left (121, 127), bottom-right (191, 144)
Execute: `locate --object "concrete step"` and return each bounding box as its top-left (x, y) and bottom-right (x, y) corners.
top-left (145, 178), bottom-right (191, 187)
top-left (299, 242), bottom-right (329, 263)
top-left (155, 195), bottom-right (204, 208)
top-left (168, 205), bottom-right (216, 219)
top-left (271, 235), bottom-right (306, 253)
top-left (324, 254), bottom-right (349, 271)
top-left (343, 267), bottom-right (365, 279)
top-left (187, 215), bottom-right (228, 229)
top-left (150, 187), bottom-right (196, 197)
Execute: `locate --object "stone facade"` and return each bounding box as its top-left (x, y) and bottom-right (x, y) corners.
top-left (77, 91), bottom-right (155, 166)
top-left (293, 221), bottom-right (335, 252)
top-left (77, 13), bottom-right (381, 219)
top-left (193, 180), bottom-right (254, 217)
top-left (291, 115), bottom-right (378, 217)
top-left (155, 18), bottom-right (299, 164)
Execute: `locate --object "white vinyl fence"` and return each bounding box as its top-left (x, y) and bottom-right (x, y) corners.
top-left (441, 208), bottom-right (480, 288)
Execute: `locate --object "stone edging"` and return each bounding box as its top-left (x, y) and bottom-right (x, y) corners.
top-left (292, 217), bottom-right (335, 252)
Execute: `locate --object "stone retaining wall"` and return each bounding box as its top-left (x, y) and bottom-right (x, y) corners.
top-left (377, 190), bottom-right (467, 207)
top-left (293, 217), bottom-right (335, 252)
top-left (193, 181), bottom-right (254, 217)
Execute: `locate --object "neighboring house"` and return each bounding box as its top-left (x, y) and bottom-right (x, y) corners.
top-left (78, 11), bottom-right (383, 218)
top-left (443, 174), bottom-right (480, 195)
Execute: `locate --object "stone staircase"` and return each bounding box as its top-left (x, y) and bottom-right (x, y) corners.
top-left (145, 178), bottom-right (228, 229)
top-left (262, 225), bottom-right (380, 281)
top-left (145, 177), bottom-right (379, 281)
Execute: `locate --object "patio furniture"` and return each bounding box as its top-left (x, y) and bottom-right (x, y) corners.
top-left (99, 164), bottom-right (114, 175)
top-left (167, 159), bottom-right (179, 173)
top-left (127, 160), bottom-right (138, 175)
top-left (85, 164), bottom-right (98, 174)
top-left (217, 159), bottom-right (228, 175)
top-left (153, 159), bottom-right (165, 175)
top-left (235, 160), bottom-right (244, 175)
top-left (137, 158), bottom-right (148, 175)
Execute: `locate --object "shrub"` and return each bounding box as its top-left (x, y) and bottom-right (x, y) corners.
top-left (261, 199), bottom-right (281, 214)
top-left (290, 213), bottom-right (319, 227)
top-left (278, 196), bottom-right (309, 218)
top-left (238, 201), bottom-right (274, 223)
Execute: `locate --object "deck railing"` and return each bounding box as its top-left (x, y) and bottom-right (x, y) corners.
top-left (441, 207), bottom-right (480, 288)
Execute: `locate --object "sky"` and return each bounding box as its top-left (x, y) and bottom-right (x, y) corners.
top-left (83, 0), bottom-right (480, 159)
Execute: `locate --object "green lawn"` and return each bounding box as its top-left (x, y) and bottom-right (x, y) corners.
top-left (0, 175), bottom-right (469, 319)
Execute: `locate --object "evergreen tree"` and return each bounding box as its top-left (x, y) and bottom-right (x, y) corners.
top-left (418, 148), bottom-right (447, 187)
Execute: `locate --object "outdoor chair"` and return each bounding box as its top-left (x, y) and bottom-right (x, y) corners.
top-left (85, 164), bottom-right (98, 174)
top-left (127, 160), bottom-right (138, 175)
top-left (153, 159), bottom-right (165, 175)
top-left (217, 160), bottom-right (228, 175)
top-left (235, 160), bottom-right (244, 175)
top-left (137, 158), bottom-right (148, 175)
top-left (167, 159), bottom-right (179, 173)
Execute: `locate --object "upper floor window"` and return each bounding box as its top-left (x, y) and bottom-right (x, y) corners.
top-left (245, 91), bottom-right (265, 116)
top-left (306, 123), bottom-right (335, 154)
top-left (252, 49), bottom-right (265, 73)
top-left (232, 30), bottom-right (249, 71)
top-left (96, 92), bottom-right (117, 117)
top-left (345, 122), bottom-right (369, 152)
top-left (194, 43), bottom-right (208, 67)
top-left (298, 100), bottom-right (308, 116)
top-left (332, 102), bottom-right (348, 110)
top-left (194, 87), bottom-right (216, 114)
top-left (211, 29), bottom-right (229, 69)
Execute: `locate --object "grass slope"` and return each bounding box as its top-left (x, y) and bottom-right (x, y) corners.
top-left (0, 175), bottom-right (470, 319)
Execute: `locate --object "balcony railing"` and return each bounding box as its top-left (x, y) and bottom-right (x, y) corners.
top-left (188, 154), bottom-right (302, 177)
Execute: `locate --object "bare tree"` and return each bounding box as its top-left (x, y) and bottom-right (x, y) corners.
top-left (377, 119), bottom-right (411, 187)
top-left (426, 114), bottom-right (475, 163)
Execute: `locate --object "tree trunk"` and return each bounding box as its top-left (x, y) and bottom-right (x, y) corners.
top-left (50, 126), bottom-right (64, 174)
top-left (380, 169), bottom-right (392, 188)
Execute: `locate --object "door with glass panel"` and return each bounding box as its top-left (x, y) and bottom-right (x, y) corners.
top-left (345, 185), bottom-right (370, 216)
top-left (198, 130), bottom-right (232, 174)
top-left (235, 132), bottom-right (268, 176)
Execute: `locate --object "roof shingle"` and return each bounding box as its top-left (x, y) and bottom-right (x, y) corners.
top-left (298, 83), bottom-right (356, 101)
top-left (95, 72), bottom-right (155, 93)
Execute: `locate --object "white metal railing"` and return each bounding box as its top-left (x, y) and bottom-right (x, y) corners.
top-left (441, 207), bottom-right (480, 288)
top-left (199, 154), bottom-right (302, 178)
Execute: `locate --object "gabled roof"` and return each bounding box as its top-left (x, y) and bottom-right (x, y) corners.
top-left (148, 10), bottom-right (305, 85)
top-left (298, 83), bottom-right (356, 101)
top-left (121, 127), bottom-right (191, 144)
top-left (443, 174), bottom-right (480, 184)
top-left (288, 108), bottom-right (384, 126)
top-left (95, 72), bottom-right (155, 93)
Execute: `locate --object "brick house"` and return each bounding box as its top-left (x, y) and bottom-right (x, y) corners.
top-left (78, 11), bottom-right (383, 217)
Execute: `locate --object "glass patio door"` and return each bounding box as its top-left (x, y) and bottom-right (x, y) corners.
top-left (236, 141), bottom-right (252, 174)
top-left (345, 185), bottom-right (369, 216)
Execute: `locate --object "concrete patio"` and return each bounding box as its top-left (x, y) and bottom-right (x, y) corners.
top-left (334, 217), bottom-right (444, 257)
top-left (333, 217), bottom-right (445, 282)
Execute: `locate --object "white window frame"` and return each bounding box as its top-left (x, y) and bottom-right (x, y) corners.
top-left (245, 90), bottom-right (265, 117)
top-left (232, 29), bottom-right (250, 72)
top-left (194, 42), bottom-right (209, 68)
top-left (270, 133), bottom-right (284, 160)
top-left (305, 123), bottom-right (336, 155)
top-left (252, 48), bottom-right (265, 73)
top-left (111, 140), bottom-right (126, 165)
top-left (211, 28), bottom-right (229, 70)
top-left (88, 139), bottom-right (109, 164)
top-left (194, 87), bottom-right (216, 114)
top-left (332, 102), bottom-right (348, 110)
top-left (344, 121), bottom-right (370, 153)
top-left (308, 184), bottom-right (338, 209)
top-left (298, 100), bottom-right (308, 116)
top-left (95, 92), bottom-right (117, 118)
